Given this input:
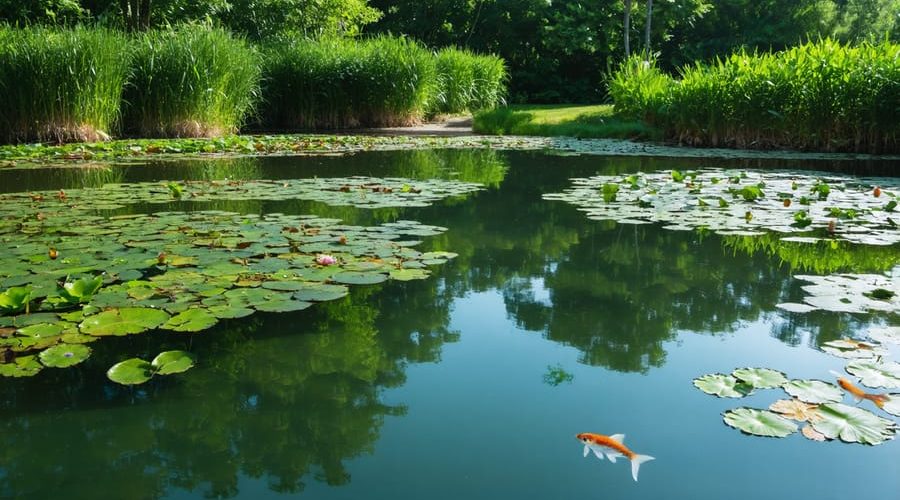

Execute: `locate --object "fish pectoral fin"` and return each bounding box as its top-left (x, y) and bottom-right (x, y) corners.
top-left (605, 452), bottom-right (623, 463)
top-left (610, 433), bottom-right (626, 443)
top-left (591, 447), bottom-right (606, 460)
top-left (583, 445), bottom-right (590, 458)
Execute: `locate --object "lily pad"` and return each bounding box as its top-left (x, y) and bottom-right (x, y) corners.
top-left (783, 379), bottom-right (843, 403)
top-left (39, 344), bottom-right (91, 368)
top-left (810, 403), bottom-right (897, 445)
top-left (821, 339), bottom-right (887, 359)
top-left (867, 326), bottom-right (900, 345)
top-left (107, 358), bottom-right (153, 385)
top-left (151, 350), bottom-right (195, 375)
top-left (845, 360), bottom-right (900, 389)
top-left (331, 271), bottom-right (389, 285)
top-left (0, 354), bottom-right (42, 377)
top-left (693, 373), bottom-right (752, 398)
top-left (80, 307), bottom-right (171, 336)
top-left (389, 268), bottom-right (430, 281)
top-left (292, 284), bottom-right (348, 302)
top-left (881, 396), bottom-right (900, 417)
top-left (162, 309), bottom-right (218, 333)
top-left (769, 399), bottom-right (821, 422)
top-left (801, 425), bottom-right (828, 441)
top-left (732, 367), bottom-right (788, 389)
top-left (723, 408), bottom-right (798, 438)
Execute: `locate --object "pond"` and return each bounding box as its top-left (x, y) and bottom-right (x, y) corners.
top-left (1, 149), bottom-right (899, 499)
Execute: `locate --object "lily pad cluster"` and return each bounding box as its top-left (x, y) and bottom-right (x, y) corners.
top-left (0, 176), bottom-right (474, 379)
top-left (694, 366), bottom-right (899, 445)
top-left (107, 350), bottom-right (195, 385)
top-left (544, 169), bottom-right (900, 245)
top-left (776, 273), bottom-right (899, 315)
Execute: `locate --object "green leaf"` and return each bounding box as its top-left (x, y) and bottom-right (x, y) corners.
top-left (723, 408), bottom-right (798, 438)
top-left (331, 271), bottom-right (389, 285)
top-left (0, 354), bottom-right (42, 377)
top-left (162, 308), bottom-right (218, 333)
top-left (107, 358), bottom-right (153, 385)
top-left (59, 275), bottom-right (103, 304)
top-left (811, 403), bottom-right (897, 445)
top-left (845, 360), bottom-right (900, 389)
top-left (671, 170), bottom-right (685, 182)
top-left (783, 379), bottom-right (843, 403)
top-left (0, 286), bottom-right (32, 314)
top-left (693, 373), bottom-right (752, 398)
top-left (80, 307), bottom-right (170, 336)
top-left (292, 283), bottom-right (348, 302)
top-left (151, 350), bottom-right (195, 375)
top-left (39, 344), bottom-right (91, 368)
top-left (732, 367), bottom-right (788, 389)
top-left (389, 268), bottom-right (430, 281)
top-left (601, 183), bottom-right (619, 203)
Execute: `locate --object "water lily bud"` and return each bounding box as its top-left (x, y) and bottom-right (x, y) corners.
top-left (316, 254), bottom-right (337, 266)
top-left (874, 186), bottom-right (882, 198)
top-left (783, 199), bottom-right (791, 207)
top-left (48, 247), bottom-right (58, 260)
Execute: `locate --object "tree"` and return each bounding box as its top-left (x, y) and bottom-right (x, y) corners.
top-left (644, 0), bottom-right (653, 54)
top-left (624, 0), bottom-right (633, 55)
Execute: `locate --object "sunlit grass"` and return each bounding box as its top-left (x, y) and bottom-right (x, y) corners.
top-left (472, 104), bottom-right (657, 139)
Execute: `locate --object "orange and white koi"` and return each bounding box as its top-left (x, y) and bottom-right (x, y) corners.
top-left (832, 371), bottom-right (888, 408)
top-left (576, 432), bottom-right (655, 482)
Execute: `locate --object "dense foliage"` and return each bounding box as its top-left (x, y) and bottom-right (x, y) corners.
top-left (609, 39), bottom-right (900, 153)
top-left (0, 26), bottom-right (129, 143)
top-left (124, 26), bottom-right (261, 137)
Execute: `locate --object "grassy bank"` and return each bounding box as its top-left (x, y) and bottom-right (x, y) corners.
top-left (472, 105), bottom-right (656, 139)
top-left (609, 39), bottom-right (900, 153)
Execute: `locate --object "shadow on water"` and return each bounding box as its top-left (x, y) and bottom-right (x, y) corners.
top-left (0, 149), bottom-right (898, 498)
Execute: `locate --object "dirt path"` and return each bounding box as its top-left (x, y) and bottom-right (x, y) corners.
top-left (361, 116), bottom-right (474, 136)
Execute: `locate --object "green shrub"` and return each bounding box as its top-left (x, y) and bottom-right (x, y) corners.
top-left (261, 36), bottom-right (436, 129)
top-left (0, 26), bottom-right (129, 144)
top-left (124, 25), bottom-right (261, 138)
top-left (432, 48), bottom-right (507, 114)
top-left (609, 40), bottom-right (900, 153)
top-left (607, 55), bottom-right (673, 123)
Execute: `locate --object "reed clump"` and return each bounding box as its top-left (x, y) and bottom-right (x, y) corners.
top-left (609, 39), bottom-right (900, 153)
top-left (261, 36), bottom-right (436, 129)
top-left (432, 47), bottom-right (507, 114)
top-left (0, 26), bottom-right (129, 143)
top-left (124, 25), bottom-right (261, 138)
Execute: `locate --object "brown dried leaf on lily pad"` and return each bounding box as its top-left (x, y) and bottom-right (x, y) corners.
top-left (769, 399), bottom-right (822, 422)
top-left (802, 425), bottom-right (829, 442)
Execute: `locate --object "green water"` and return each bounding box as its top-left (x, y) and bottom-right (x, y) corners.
top-left (1, 151), bottom-right (898, 499)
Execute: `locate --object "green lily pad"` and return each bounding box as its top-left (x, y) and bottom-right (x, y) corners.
top-left (0, 286), bottom-right (32, 314)
top-left (389, 268), bottom-right (430, 281)
top-left (821, 339), bottom-right (887, 359)
top-left (331, 271), bottom-right (389, 285)
top-left (693, 373), bottom-right (752, 398)
top-left (261, 281), bottom-right (307, 291)
top-left (293, 284), bottom-right (348, 302)
top-left (845, 360), bottom-right (900, 389)
top-left (162, 309), bottom-right (218, 333)
top-left (151, 350), bottom-right (195, 375)
top-left (17, 323), bottom-right (66, 338)
top-left (732, 367), bottom-right (788, 389)
top-left (107, 358), bottom-right (153, 385)
top-left (783, 379), bottom-right (843, 403)
top-left (80, 307), bottom-right (171, 336)
top-left (0, 354), bottom-right (42, 377)
top-left (58, 275), bottom-right (103, 304)
top-left (723, 408), bottom-right (798, 438)
top-left (39, 344), bottom-right (91, 368)
top-left (254, 298), bottom-right (312, 313)
top-left (810, 403), bottom-right (897, 445)
top-left (207, 305), bottom-right (255, 319)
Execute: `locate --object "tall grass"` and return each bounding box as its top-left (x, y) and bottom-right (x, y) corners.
top-left (124, 25), bottom-right (261, 138)
top-left (432, 47), bottom-right (507, 114)
top-left (0, 26), bottom-right (129, 143)
top-left (608, 40), bottom-right (900, 153)
top-left (261, 36), bottom-right (436, 129)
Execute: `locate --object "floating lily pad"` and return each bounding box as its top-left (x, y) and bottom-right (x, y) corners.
top-left (733, 367), bottom-right (788, 389)
top-left (845, 360), bottom-right (900, 389)
top-left (254, 298), bottom-right (312, 313)
top-left (693, 373), bottom-right (752, 398)
top-left (162, 309), bottom-right (218, 333)
top-left (821, 339), bottom-right (887, 359)
top-left (331, 272), bottom-right (389, 285)
top-left (151, 350), bottom-right (195, 375)
top-left (881, 396), bottom-right (900, 417)
top-left (867, 326), bottom-right (900, 345)
top-left (0, 354), bottom-right (42, 377)
top-left (783, 379), bottom-right (843, 403)
top-left (292, 284), bottom-right (348, 302)
top-left (39, 344), bottom-right (91, 368)
top-left (810, 403), bottom-right (897, 445)
top-left (801, 425), bottom-right (828, 441)
top-left (769, 399), bottom-right (821, 422)
top-left (107, 358), bottom-right (153, 385)
top-left (723, 408), bottom-right (798, 438)
top-left (207, 305), bottom-right (255, 319)
top-left (80, 307), bottom-right (171, 336)
top-left (389, 268), bottom-right (430, 281)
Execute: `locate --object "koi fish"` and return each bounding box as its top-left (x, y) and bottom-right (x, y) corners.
top-left (576, 432), bottom-right (655, 482)
top-left (831, 371), bottom-right (888, 408)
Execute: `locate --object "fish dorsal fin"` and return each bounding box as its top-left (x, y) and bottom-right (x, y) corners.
top-left (610, 433), bottom-right (626, 443)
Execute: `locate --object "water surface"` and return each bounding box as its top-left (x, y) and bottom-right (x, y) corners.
top-left (1, 150), bottom-right (898, 499)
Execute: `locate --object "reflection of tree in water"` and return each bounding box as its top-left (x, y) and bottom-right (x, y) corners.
top-left (0, 282), bottom-right (456, 498)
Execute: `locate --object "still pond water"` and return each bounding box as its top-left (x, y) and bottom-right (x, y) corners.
top-left (1, 150), bottom-right (899, 499)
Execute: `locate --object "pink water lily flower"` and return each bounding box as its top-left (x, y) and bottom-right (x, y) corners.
top-left (316, 254), bottom-right (337, 266)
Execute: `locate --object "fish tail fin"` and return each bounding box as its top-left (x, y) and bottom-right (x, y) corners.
top-left (867, 394), bottom-right (888, 409)
top-left (629, 454), bottom-right (655, 482)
